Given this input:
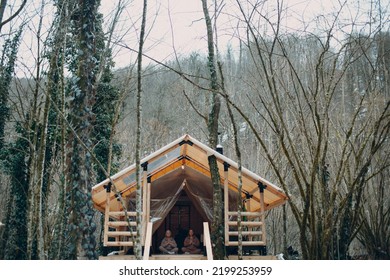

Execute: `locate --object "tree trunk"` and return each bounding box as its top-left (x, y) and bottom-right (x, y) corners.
top-left (65, 0), bottom-right (100, 260)
top-left (201, 0), bottom-right (224, 260)
top-left (134, 0), bottom-right (148, 260)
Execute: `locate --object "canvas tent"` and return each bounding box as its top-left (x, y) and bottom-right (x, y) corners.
top-left (92, 134), bottom-right (288, 257)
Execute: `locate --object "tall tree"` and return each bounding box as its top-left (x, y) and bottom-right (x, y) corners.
top-left (0, 27), bottom-right (24, 260)
top-left (0, 122), bottom-right (30, 260)
top-left (92, 16), bottom-right (122, 258)
top-left (230, 0), bottom-right (390, 259)
top-left (64, 0), bottom-right (100, 260)
top-left (134, 0), bottom-right (148, 260)
top-left (0, 27), bottom-right (22, 152)
top-left (201, 0), bottom-right (224, 259)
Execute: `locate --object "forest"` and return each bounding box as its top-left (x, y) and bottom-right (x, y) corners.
top-left (0, 0), bottom-right (389, 260)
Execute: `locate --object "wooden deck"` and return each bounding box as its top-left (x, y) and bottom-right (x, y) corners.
top-left (99, 254), bottom-right (277, 260)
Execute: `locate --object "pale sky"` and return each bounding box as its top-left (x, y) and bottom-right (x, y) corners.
top-left (100, 0), bottom-right (387, 69)
top-left (2, 0), bottom-right (388, 76)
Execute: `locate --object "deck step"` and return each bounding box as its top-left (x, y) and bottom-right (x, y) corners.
top-left (149, 254), bottom-right (207, 260)
top-left (99, 254), bottom-right (277, 260)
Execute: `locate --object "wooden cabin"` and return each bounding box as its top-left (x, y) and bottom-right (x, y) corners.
top-left (92, 134), bottom-right (287, 260)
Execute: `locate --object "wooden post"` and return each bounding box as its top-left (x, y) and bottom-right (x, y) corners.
top-left (146, 176), bottom-right (151, 226)
top-left (203, 222), bottom-right (213, 260)
top-left (141, 162), bottom-right (148, 244)
top-left (246, 198), bottom-right (252, 241)
top-left (103, 182), bottom-right (112, 246)
top-left (258, 182), bottom-right (267, 244)
top-left (224, 162), bottom-right (230, 245)
top-left (143, 222), bottom-right (153, 260)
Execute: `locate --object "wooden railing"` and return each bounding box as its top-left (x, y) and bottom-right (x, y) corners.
top-left (225, 211), bottom-right (266, 247)
top-left (104, 211), bottom-right (142, 247)
top-left (203, 222), bottom-right (213, 260)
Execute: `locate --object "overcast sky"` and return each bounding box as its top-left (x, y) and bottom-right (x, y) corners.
top-left (2, 0), bottom-right (388, 76)
top-left (100, 0), bottom-right (388, 69)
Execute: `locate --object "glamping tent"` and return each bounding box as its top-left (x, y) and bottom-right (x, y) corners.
top-left (92, 134), bottom-right (287, 259)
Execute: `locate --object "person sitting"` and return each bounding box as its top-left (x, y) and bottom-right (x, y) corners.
top-left (181, 229), bottom-right (201, 254)
top-left (159, 230), bottom-right (178, 255)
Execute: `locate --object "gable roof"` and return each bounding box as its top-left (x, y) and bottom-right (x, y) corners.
top-left (92, 134), bottom-right (287, 212)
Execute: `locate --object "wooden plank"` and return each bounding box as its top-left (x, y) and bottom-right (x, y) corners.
top-left (106, 231), bottom-right (137, 237)
top-left (227, 255), bottom-right (276, 260)
top-left (99, 255), bottom-right (136, 260)
top-left (227, 211), bottom-right (262, 217)
top-left (227, 221), bottom-right (263, 226)
top-left (203, 222), bottom-right (213, 260)
top-left (228, 231), bottom-right (262, 236)
top-left (224, 169), bottom-right (229, 246)
top-left (143, 222), bottom-right (153, 260)
top-left (142, 170), bottom-right (147, 244)
top-left (150, 255), bottom-right (206, 260)
top-left (246, 199), bottom-right (253, 241)
top-left (260, 189), bottom-right (267, 245)
top-left (108, 221), bottom-right (137, 227)
top-left (146, 182), bottom-right (151, 224)
top-left (105, 241), bottom-right (134, 247)
top-left (104, 189), bottom-right (110, 246)
top-left (227, 241), bottom-right (265, 246)
top-left (109, 211), bottom-right (138, 216)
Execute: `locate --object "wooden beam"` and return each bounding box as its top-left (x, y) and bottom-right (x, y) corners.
top-left (105, 241), bottom-right (134, 247)
top-left (146, 179), bottom-right (151, 225)
top-left (228, 231), bottom-right (262, 236)
top-left (109, 211), bottom-right (137, 217)
top-left (227, 211), bottom-right (262, 217)
top-left (203, 222), bottom-right (213, 260)
top-left (259, 186), bottom-right (267, 243)
top-left (106, 231), bottom-right (137, 237)
top-left (227, 221), bottom-right (263, 227)
top-left (142, 167), bottom-right (148, 244)
top-left (227, 241), bottom-right (266, 246)
top-left (224, 165), bottom-right (229, 246)
top-left (108, 221), bottom-right (137, 227)
top-left (104, 185), bottom-right (111, 246)
top-left (245, 200), bottom-right (252, 241)
top-left (143, 222), bottom-right (153, 260)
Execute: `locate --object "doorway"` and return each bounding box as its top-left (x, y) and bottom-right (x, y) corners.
top-left (152, 190), bottom-right (204, 254)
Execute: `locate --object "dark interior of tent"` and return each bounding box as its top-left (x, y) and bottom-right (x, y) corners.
top-left (152, 189), bottom-right (205, 254)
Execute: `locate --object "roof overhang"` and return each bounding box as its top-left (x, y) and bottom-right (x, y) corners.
top-left (92, 134), bottom-right (288, 212)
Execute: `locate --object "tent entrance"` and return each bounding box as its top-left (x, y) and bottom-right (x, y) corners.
top-left (152, 189), bottom-right (205, 254)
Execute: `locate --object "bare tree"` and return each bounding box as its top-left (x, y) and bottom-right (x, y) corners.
top-left (201, 0), bottom-right (225, 260)
top-left (225, 0), bottom-right (390, 259)
top-left (134, 0), bottom-right (148, 260)
top-left (0, 0), bottom-right (27, 33)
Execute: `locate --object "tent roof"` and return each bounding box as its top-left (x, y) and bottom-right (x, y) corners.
top-left (92, 134), bottom-right (287, 212)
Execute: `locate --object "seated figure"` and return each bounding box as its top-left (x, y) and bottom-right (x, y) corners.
top-left (181, 229), bottom-right (201, 254)
top-left (159, 230), bottom-right (178, 254)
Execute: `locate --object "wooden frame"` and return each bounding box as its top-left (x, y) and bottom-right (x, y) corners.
top-left (95, 135), bottom-right (287, 258)
top-left (203, 222), bottom-right (213, 260)
top-left (143, 222), bottom-right (153, 260)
